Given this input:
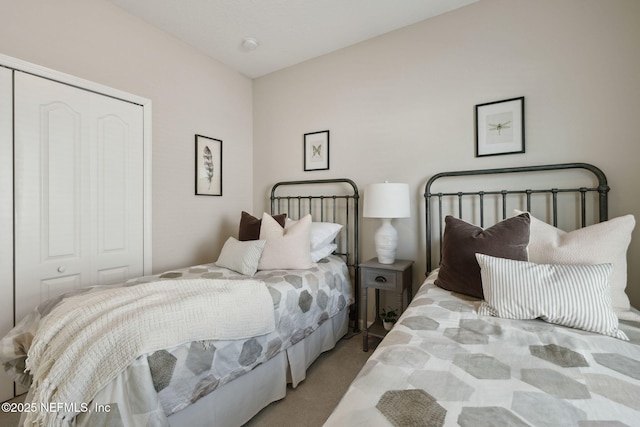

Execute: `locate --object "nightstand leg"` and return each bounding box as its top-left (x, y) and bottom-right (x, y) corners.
top-left (362, 283), bottom-right (369, 352)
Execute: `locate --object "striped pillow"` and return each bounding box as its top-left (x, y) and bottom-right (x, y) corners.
top-left (475, 253), bottom-right (628, 340)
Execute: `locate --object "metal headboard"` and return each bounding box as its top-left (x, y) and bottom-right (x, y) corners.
top-left (270, 178), bottom-right (360, 332)
top-left (424, 163), bottom-right (610, 274)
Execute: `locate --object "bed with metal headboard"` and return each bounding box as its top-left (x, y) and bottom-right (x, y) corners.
top-left (425, 162), bottom-right (609, 273)
top-left (270, 178), bottom-right (360, 332)
top-left (326, 163), bottom-right (640, 427)
top-left (0, 179), bottom-right (360, 427)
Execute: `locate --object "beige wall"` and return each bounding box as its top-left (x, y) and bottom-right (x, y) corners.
top-left (2, 0), bottom-right (639, 309)
top-left (0, 0), bottom-right (253, 272)
top-left (253, 0), bottom-right (640, 308)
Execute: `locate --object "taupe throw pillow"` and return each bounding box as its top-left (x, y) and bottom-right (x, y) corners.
top-left (434, 213), bottom-right (530, 299)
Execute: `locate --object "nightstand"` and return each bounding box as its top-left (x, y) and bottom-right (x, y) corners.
top-left (360, 258), bottom-right (413, 351)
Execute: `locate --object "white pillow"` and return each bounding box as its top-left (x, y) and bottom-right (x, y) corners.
top-left (515, 210), bottom-right (638, 322)
top-left (285, 218), bottom-right (343, 251)
top-left (311, 243), bottom-right (337, 262)
top-left (258, 213), bottom-right (314, 270)
top-left (215, 237), bottom-right (266, 276)
top-left (476, 253), bottom-right (628, 340)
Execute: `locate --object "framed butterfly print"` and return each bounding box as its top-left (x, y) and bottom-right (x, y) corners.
top-left (304, 130), bottom-right (330, 171)
top-left (195, 134), bottom-right (222, 196)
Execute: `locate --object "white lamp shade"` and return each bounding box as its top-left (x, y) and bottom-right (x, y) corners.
top-left (363, 182), bottom-right (410, 218)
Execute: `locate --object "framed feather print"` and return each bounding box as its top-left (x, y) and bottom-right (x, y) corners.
top-left (195, 134), bottom-right (222, 196)
top-left (304, 130), bottom-right (330, 171)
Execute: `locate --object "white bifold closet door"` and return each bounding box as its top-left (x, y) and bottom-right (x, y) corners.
top-left (14, 71), bottom-right (145, 322)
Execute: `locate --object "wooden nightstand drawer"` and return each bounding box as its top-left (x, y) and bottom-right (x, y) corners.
top-left (362, 269), bottom-right (398, 291)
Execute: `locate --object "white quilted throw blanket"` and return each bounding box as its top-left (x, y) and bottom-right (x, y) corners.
top-left (24, 278), bottom-right (275, 427)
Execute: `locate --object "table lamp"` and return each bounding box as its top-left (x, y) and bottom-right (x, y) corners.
top-left (363, 182), bottom-right (410, 264)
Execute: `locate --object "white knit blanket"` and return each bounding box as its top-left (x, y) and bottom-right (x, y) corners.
top-left (24, 278), bottom-right (275, 427)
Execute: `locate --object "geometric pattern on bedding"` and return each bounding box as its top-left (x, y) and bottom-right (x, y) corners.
top-left (530, 344), bottom-right (589, 368)
top-left (376, 389), bottom-right (446, 427)
top-left (324, 278), bottom-right (640, 427)
top-left (0, 255), bottom-right (353, 427)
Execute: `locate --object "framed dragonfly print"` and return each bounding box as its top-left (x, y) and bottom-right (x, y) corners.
top-left (475, 97), bottom-right (525, 157)
top-left (195, 134), bottom-right (222, 196)
top-left (304, 130), bottom-right (330, 171)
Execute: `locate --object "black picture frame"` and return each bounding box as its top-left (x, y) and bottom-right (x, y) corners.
top-left (304, 130), bottom-right (330, 171)
top-left (195, 134), bottom-right (222, 196)
top-left (475, 96), bottom-right (525, 157)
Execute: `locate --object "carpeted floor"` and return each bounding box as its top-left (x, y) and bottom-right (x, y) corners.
top-left (0, 332), bottom-right (377, 427)
top-left (245, 331), bottom-right (376, 426)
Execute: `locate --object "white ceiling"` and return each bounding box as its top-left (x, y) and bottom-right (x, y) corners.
top-left (108, 0), bottom-right (478, 78)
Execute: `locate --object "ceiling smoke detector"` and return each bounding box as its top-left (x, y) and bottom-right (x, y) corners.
top-left (242, 37), bottom-right (259, 51)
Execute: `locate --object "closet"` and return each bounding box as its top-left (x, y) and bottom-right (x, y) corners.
top-left (0, 56), bottom-right (152, 402)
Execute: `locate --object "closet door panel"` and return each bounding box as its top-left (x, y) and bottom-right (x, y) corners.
top-left (43, 103), bottom-right (83, 259)
top-left (0, 66), bottom-right (14, 402)
top-left (93, 100), bottom-right (144, 286)
top-left (100, 116), bottom-right (128, 253)
top-left (14, 72), bottom-right (91, 321)
top-left (14, 72), bottom-right (144, 321)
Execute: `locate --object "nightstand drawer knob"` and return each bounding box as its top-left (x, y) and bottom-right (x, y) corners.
top-left (375, 275), bottom-right (387, 283)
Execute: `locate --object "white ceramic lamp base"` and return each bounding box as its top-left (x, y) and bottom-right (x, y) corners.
top-left (374, 218), bottom-right (398, 264)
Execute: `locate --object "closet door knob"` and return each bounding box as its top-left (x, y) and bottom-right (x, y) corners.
top-left (57, 266), bottom-right (66, 273)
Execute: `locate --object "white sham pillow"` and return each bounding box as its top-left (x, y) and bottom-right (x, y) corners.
top-left (285, 218), bottom-right (343, 251)
top-left (514, 210), bottom-right (638, 322)
top-left (476, 253), bottom-right (628, 340)
top-left (258, 213), bottom-right (314, 270)
top-left (311, 243), bottom-right (337, 262)
top-left (215, 237), bottom-right (266, 276)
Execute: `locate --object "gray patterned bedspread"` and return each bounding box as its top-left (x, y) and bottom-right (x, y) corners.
top-left (1, 255), bottom-right (352, 426)
top-left (326, 274), bottom-right (640, 427)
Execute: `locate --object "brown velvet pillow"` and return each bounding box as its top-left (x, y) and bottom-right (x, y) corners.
top-left (434, 213), bottom-right (530, 299)
top-left (238, 211), bottom-right (287, 241)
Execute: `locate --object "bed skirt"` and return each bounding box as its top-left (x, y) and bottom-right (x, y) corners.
top-left (168, 306), bottom-right (349, 427)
